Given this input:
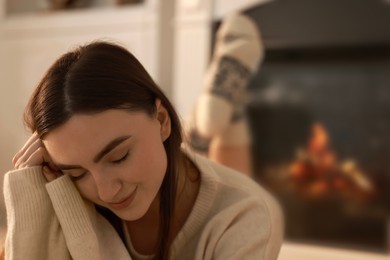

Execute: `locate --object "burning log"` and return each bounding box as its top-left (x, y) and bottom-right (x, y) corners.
top-left (289, 123), bottom-right (375, 203)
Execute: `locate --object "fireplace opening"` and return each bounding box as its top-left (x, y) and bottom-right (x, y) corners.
top-left (247, 46), bottom-right (390, 253)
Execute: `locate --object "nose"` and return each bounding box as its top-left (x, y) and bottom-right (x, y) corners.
top-left (92, 170), bottom-right (122, 202)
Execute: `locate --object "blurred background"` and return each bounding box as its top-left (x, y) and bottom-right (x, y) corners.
top-left (0, 0), bottom-right (389, 259)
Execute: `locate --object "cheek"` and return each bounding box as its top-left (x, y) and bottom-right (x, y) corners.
top-left (130, 133), bottom-right (168, 184)
top-left (74, 179), bottom-right (99, 202)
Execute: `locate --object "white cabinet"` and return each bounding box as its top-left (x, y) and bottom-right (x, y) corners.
top-left (0, 2), bottom-right (163, 84)
top-left (172, 0), bottom-right (213, 120)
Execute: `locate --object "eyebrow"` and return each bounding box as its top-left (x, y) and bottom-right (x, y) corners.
top-left (56, 135), bottom-right (131, 170)
top-left (93, 135), bottom-right (131, 163)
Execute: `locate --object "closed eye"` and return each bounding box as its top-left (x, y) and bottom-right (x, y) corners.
top-left (59, 168), bottom-right (88, 182)
top-left (112, 151), bottom-right (129, 164)
top-left (70, 172), bottom-right (87, 181)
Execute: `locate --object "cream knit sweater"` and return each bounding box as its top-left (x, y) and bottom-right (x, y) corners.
top-left (3, 151), bottom-right (283, 260)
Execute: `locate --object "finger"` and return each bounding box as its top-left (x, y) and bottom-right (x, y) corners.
top-left (14, 138), bottom-right (43, 169)
top-left (41, 145), bottom-right (60, 172)
top-left (17, 147), bottom-right (46, 169)
top-left (42, 165), bottom-right (60, 182)
top-left (13, 132), bottom-right (39, 165)
top-left (13, 132), bottom-right (39, 163)
top-left (42, 148), bottom-right (62, 182)
top-left (15, 138), bottom-right (42, 166)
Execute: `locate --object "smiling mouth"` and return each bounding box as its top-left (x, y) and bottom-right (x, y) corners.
top-left (108, 186), bottom-right (138, 210)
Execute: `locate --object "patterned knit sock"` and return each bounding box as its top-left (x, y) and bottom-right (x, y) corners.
top-left (191, 13), bottom-right (264, 145)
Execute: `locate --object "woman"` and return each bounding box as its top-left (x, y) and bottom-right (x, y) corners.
top-left (3, 41), bottom-right (283, 259)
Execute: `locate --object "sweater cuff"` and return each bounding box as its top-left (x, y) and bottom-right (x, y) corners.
top-left (46, 175), bottom-right (96, 240)
top-left (3, 166), bottom-right (53, 230)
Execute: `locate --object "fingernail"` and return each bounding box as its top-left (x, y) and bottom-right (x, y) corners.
top-left (42, 165), bottom-right (49, 174)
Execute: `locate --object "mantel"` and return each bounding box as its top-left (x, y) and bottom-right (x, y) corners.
top-left (213, 0), bottom-right (273, 19)
top-left (0, 5), bottom-right (156, 39)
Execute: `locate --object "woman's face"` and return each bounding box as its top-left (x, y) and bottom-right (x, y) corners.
top-left (43, 103), bottom-right (171, 221)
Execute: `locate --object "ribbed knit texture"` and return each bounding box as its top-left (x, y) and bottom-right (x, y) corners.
top-left (4, 168), bottom-right (130, 260)
top-left (4, 166), bottom-right (51, 230)
top-left (3, 167), bottom-right (71, 260)
top-left (46, 175), bottom-right (130, 260)
top-left (46, 176), bottom-right (95, 239)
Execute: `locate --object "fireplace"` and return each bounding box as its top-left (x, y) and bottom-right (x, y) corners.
top-left (235, 0), bottom-right (390, 254)
top-left (172, 0), bottom-right (390, 256)
top-left (247, 47), bottom-right (390, 253)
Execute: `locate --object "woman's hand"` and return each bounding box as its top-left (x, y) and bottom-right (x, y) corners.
top-left (12, 132), bottom-right (61, 181)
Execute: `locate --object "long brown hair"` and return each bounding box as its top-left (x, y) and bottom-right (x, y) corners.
top-left (0, 247), bottom-right (4, 260)
top-left (24, 41), bottom-right (182, 260)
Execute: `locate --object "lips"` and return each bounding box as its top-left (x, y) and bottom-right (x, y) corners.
top-left (108, 186), bottom-right (138, 210)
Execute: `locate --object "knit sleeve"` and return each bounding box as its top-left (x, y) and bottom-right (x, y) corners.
top-left (198, 197), bottom-right (284, 260)
top-left (46, 175), bottom-right (131, 260)
top-left (3, 166), bottom-right (71, 260)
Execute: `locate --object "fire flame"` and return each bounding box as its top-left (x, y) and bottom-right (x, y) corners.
top-left (289, 123), bottom-right (374, 202)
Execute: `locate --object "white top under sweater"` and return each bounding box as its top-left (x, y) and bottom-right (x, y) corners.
top-left (3, 150), bottom-right (283, 260)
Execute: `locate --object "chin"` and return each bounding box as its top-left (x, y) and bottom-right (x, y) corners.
top-left (113, 208), bottom-right (148, 222)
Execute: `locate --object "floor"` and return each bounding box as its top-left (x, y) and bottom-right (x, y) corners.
top-left (278, 242), bottom-right (390, 260)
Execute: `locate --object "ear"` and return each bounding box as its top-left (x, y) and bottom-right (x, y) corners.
top-left (155, 99), bottom-right (171, 142)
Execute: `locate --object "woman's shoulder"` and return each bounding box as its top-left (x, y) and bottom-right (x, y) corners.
top-left (181, 152), bottom-right (284, 259)
top-left (191, 152), bottom-right (271, 196)
top-left (187, 151), bottom-right (282, 216)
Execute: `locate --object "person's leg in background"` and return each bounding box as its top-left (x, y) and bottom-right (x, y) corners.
top-left (186, 13), bottom-right (264, 177)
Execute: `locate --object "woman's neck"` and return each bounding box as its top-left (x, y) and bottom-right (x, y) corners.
top-left (169, 153), bottom-right (201, 240)
top-left (125, 192), bottom-right (160, 254)
top-left (125, 152), bottom-right (201, 255)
